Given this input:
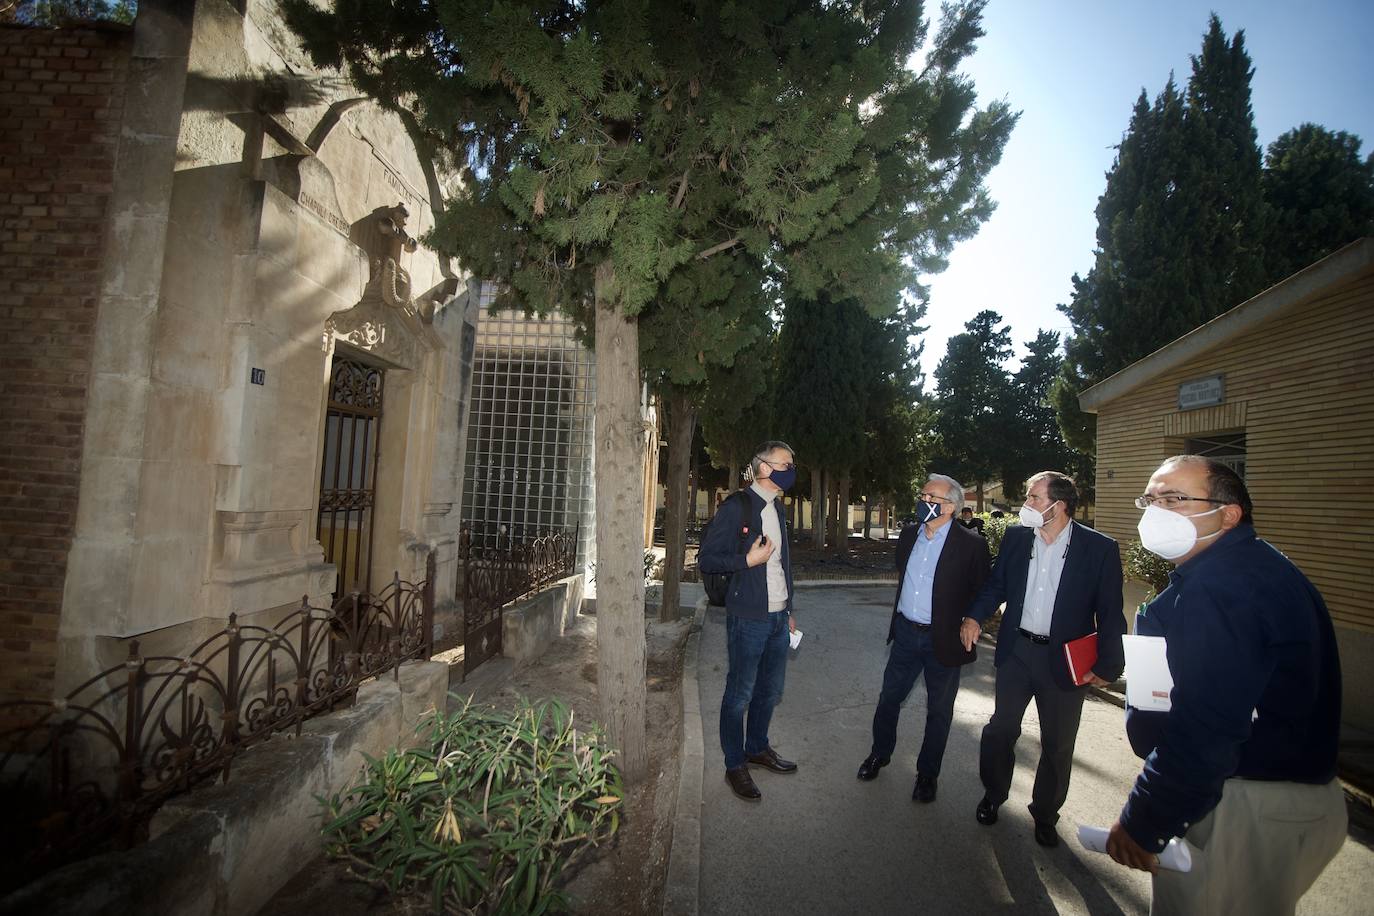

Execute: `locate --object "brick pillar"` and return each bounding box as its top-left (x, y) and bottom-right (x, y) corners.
top-left (0, 24), bottom-right (132, 705)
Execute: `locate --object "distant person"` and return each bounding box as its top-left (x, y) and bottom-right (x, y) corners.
top-left (1105, 456), bottom-right (1345, 913)
top-left (961, 471), bottom-right (1126, 847)
top-left (698, 441), bottom-right (799, 802)
top-left (990, 509), bottom-right (1005, 520)
top-left (856, 475), bottom-right (990, 802)
top-left (958, 506), bottom-right (985, 535)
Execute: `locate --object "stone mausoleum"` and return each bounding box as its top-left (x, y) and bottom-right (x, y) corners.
top-left (0, 0), bottom-right (607, 713)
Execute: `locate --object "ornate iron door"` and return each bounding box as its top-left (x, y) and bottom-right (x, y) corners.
top-left (317, 358), bottom-right (384, 600)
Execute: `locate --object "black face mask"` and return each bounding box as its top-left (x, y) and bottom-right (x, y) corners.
top-left (917, 500), bottom-right (942, 524)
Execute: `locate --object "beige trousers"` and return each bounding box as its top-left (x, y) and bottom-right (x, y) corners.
top-left (1151, 777), bottom-right (1347, 916)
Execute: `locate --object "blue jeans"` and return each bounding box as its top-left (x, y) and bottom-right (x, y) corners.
top-left (719, 610), bottom-right (790, 769)
top-left (871, 618), bottom-right (962, 777)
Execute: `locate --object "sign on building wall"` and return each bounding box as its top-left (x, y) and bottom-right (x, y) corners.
top-left (1178, 374), bottom-right (1225, 410)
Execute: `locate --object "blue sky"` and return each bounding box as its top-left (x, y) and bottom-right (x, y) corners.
top-left (916, 0), bottom-right (1374, 381)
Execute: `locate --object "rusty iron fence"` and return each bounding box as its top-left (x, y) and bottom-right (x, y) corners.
top-left (460, 527), bottom-right (578, 676)
top-left (0, 553), bottom-right (435, 891)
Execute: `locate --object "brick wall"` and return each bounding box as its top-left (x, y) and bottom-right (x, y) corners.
top-left (0, 24), bottom-right (131, 704)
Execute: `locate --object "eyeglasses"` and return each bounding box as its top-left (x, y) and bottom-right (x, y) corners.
top-left (1134, 495), bottom-right (1227, 510)
top-left (917, 491), bottom-right (952, 504)
top-left (759, 458), bottom-right (795, 471)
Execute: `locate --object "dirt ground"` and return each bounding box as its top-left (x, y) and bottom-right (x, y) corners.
top-left (259, 608), bottom-right (693, 916)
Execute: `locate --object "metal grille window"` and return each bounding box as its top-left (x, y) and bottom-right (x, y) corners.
top-left (1185, 432), bottom-right (1247, 478)
top-left (461, 293), bottom-right (595, 567)
top-left (318, 358), bottom-right (384, 598)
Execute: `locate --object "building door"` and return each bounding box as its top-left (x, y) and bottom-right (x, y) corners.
top-left (1185, 432), bottom-right (1247, 478)
top-left (317, 357), bottom-right (385, 600)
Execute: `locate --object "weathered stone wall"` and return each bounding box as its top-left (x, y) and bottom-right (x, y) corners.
top-left (0, 659), bottom-right (449, 916)
top-left (0, 24), bottom-right (131, 706)
top-left (51, 0), bottom-right (473, 691)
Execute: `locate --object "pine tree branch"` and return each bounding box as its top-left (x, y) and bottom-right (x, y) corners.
top-left (695, 237), bottom-right (741, 260)
top-left (672, 170), bottom-right (690, 210)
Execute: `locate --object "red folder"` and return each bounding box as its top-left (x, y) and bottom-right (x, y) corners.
top-left (1063, 632), bottom-right (1098, 686)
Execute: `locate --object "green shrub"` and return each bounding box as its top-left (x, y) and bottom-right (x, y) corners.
top-left (980, 514), bottom-right (1015, 561)
top-left (320, 697), bottom-right (623, 914)
top-left (1124, 539), bottom-right (1172, 598)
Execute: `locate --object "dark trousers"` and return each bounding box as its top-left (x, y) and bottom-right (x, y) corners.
top-left (870, 619), bottom-right (962, 777)
top-left (719, 610), bottom-right (790, 770)
top-left (979, 634), bottom-right (1086, 825)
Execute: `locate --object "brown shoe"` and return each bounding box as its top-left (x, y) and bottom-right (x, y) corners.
top-left (725, 766), bottom-right (761, 800)
top-left (746, 747), bottom-right (798, 774)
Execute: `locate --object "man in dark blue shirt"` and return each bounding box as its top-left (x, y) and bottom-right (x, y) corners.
top-left (1106, 456), bottom-right (1345, 914)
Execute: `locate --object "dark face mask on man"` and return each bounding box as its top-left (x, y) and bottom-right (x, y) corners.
top-left (917, 500), bottom-right (942, 524)
top-left (758, 456), bottom-right (796, 492)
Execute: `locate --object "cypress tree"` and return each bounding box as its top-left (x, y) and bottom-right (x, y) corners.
top-left (1262, 124), bottom-right (1374, 281)
top-left (929, 309), bottom-right (1013, 501)
top-left (1054, 15), bottom-right (1266, 456)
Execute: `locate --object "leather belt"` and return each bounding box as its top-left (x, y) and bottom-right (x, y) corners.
top-left (903, 618), bottom-right (932, 631)
top-left (1018, 628), bottom-right (1050, 645)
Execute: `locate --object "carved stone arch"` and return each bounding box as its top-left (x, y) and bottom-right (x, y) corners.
top-left (306, 97), bottom-right (456, 279)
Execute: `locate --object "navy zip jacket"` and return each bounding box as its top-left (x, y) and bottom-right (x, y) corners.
top-left (1120, 524), bottom-right (1342, 853)
top-left (697, 488), bottom-right (793, 620)
top-left (965, 522), bottom-right (1126, 690)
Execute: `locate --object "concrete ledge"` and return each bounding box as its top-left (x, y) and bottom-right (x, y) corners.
top-left (662, 596), bottom-right (708, 916)
top-left (1, 660), bottom-right (450, 916)
top-left (0, 808), bottom-right (223, 916)
top-left (501, 575), bottom-right (583, 667)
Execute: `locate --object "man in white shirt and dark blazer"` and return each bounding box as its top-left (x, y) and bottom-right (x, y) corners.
top-left (960, 471), bottom-right (1126, 847)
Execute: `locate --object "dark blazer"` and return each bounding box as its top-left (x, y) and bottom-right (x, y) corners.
top-left (965, 521), bottom-right (1126, 690)
top-left (886, 521), bottom-right (991, 668)
top-left (697, 488), bottom-right (793, 620)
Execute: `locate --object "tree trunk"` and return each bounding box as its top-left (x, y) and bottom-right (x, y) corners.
top-left (863, 492), bottom-right (872, 539)
top-left (976, 482), bottom-right (984, 512)
top-left (837, 471), bottom-right (851, 554)
top-left (660, 384), bottom-right (694, 623)
top-left (826, 475), bottom-right (839, 553)
top-left (593, 263), bottom-right (647, 782)
top-left (810, 467), bottom-right (825, 549)
top-left (727, 452), bottom-right (740, 491)
top-left (688, 458), bottom-right (699, 528)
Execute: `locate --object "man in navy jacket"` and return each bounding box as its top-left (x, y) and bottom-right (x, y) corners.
top-left (698, 441), bottom-right (798, 801)
top-left (1106, 456), bottom-right (1345, 914)
top-left (856, 474), bottom-right (990, 802)
top-left (961, 471), bottom-right (1126, 847)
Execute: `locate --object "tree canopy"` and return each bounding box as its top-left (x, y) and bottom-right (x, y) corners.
top-left (929, 309), bottom-right (1012, 491)
top-left (285, 0), bottom-right (1015, 777)
top-left (1262, 124), bottom-right (1374, 281)
top-left (1054, 15), bottom-right (1266, 452)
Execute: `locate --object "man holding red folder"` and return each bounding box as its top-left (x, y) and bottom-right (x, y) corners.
top-left (961, 471), bottom-right (1126, 847)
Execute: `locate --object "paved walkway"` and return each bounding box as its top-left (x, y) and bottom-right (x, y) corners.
top-left (671, 584), bottom-right (1373, 915)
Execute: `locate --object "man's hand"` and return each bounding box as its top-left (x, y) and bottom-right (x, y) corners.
top-left (745, 535), bottom-right (775, 568)
top-left (788, 613), bottom-right (797, 634)
top-left (959, 617), bottom-right (981, 651)
top-left (1106, 820), bottom-right (1159, 873)
top-left (1087, 672), bottom-right (1111, 687)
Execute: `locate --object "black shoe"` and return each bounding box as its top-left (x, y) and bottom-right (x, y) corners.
top-left (975, 796), bottom-right (1000, 825)
top-left (856, 754), bottom-right (890, 781)
top-left (725, 766), bottom-right (761, 800)
top-left (746, 747), bottom-right (798, 774)
top-left (1034, 821), bottom-right (1060, 848)
top-left (912, 773), bottom-right (937, 803)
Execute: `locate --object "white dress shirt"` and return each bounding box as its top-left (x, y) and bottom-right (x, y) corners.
top-left (1019, 522), bottom-right (1073, 636)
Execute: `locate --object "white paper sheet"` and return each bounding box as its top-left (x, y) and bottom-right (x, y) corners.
top-left (1123, 634), bottom-right (1173, 711)
top-left (1077, 825), bottom-right (1192, 872)
top-left (789, 629), bottom-right (803, 650)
